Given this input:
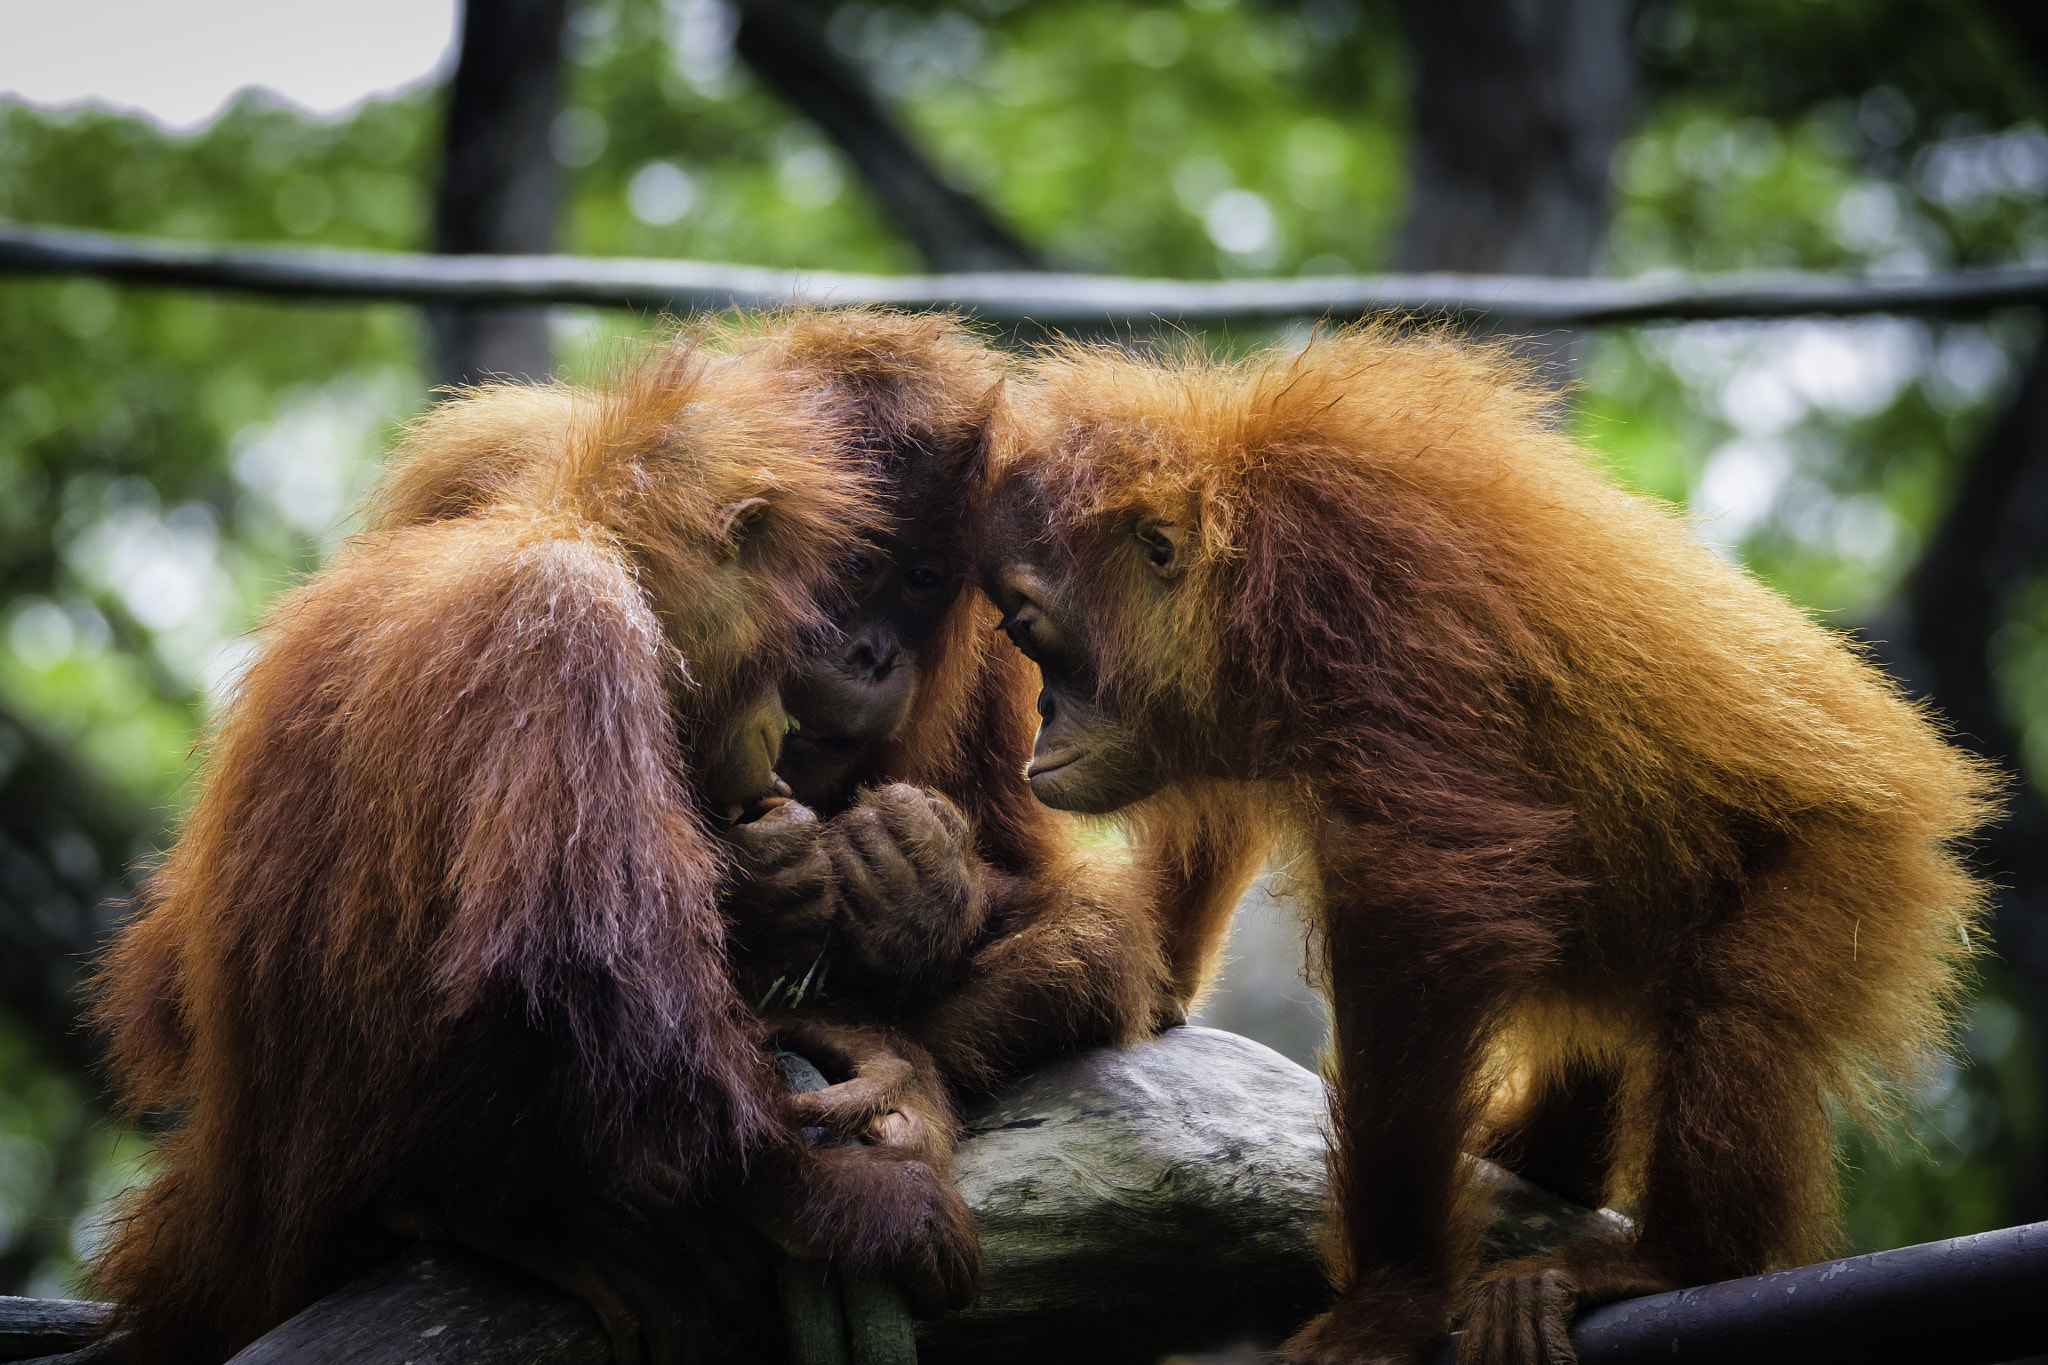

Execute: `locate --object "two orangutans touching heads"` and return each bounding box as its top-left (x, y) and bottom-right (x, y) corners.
top-left (89, 310), bottom-right (1173, 1365)
top-left (90, 309), bottom-right (1993, 1365)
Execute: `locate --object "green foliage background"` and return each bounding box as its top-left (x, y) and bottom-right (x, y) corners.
top-left (0, 0), bottom-right (2043, 1297)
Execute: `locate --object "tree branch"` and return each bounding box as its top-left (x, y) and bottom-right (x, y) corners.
top-left (732, 0), bottom-right (1041, 273)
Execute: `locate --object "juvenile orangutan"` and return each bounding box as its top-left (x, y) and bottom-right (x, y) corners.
top-left (977, 326), bottom-right (1995, 1365)
top-left (89, 338), bottom-right (978, 1365)
top-left (711, 310), bottom-right (1178, 1142)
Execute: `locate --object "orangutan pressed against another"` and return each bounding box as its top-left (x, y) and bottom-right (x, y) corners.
top-left (711, 312), bottom-right (1178, 1129)
top-left (89, 338), bottom-right (978, 1365)
top-left (978, 327), bottom-right (1996, 1365)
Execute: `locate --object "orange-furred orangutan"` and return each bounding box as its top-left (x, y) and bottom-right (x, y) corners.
top-left (89, 337), bottom-right (978, 1365)
top-left (711, 309), bottom-right (1178, 1138)
top-left (978, 327), bottom-right (1995, 1365)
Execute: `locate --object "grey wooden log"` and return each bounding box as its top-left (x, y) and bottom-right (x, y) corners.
top-left (228, 1250), bottom-right (608, 1364)
top-left (0, 1029), bottom-right (1605, 1363)
top-left (0, 1298), bottom-right (109, 1362)
top-left (921, 1026), bottom-right (1616, 1363)
top-left (4, 222), bottom-right (2048, 325)
top-left (7, 1034), bottom-right (2041, 1363)
top-left (210, 1027), bottom-right (1606, 1364)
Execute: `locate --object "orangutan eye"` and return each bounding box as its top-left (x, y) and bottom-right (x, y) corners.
top-left (1136, 521), bottom-right (1184, 579)
top-left (996, 607), bottom-right (1050, 659)
top-left (843, 552), bottom-right (876, 580)
top-left (904, 565), bottom-right (944, 591)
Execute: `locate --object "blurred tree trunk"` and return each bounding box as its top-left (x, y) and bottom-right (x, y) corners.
top-left (0, 708), bottom-right (151, 1292)
top-left (1874, 333), bottom-right (2048, 1226)
top-left (429, 0), bottom-right (568, 388)
top-left (1978, 0), bottom-right (2048, 81)
top-left (1393, 0), bottom-right (1634, 279)
top-left (0, 708), bottom-right (149, 1080)
top-left (1873, 0), bottom-right (2048, 1229)
top-left (734, 1), bottom-right (1040, 272)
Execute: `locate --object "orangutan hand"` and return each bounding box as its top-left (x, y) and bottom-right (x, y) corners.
top-left (721, 799), bottom-right (841, 999)
top-left (825, 784), bottom-right (990, 995)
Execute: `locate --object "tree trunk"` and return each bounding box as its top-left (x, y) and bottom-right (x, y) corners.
top-left (1874, 332), bottom-right (2048, 1225)
top-left (0, 707), bottom-right (148, 1292)
top-left (429, 0), bottom-right (568, 388)
top-left (0, 709), bottom-right (142, 1079)
top-left (1393, 0), bottom-right (1634, 278)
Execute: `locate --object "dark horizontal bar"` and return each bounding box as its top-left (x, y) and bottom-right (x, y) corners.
top-left (4, 1222), bottom-right (2045, 1361)
top-left (1436, 1220), bottom-right (2048, 1365)
top-left (3, 221), bottom-right (2047, 326)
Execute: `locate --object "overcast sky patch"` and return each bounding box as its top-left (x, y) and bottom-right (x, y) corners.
top-left (0, 0), bottom-right (458, 131)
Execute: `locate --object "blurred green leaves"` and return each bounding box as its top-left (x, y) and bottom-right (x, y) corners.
top-left (551, 0), bottom-right (1411, 278)
top-left (0, 96), bottom-right (431, 797)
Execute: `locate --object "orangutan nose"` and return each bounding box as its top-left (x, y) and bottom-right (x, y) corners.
top-left (846, 631), bottom-right (900, 680)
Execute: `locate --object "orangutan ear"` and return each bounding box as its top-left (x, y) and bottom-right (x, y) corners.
top-left (1135, 519), bottom-right (1186, 581)
top-left (962, 377), bottom-right (1004, 491)
top-left (718, 497), bottom-right (772, 560)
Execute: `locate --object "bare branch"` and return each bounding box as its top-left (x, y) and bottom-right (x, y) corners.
top-left (733, 0), bottom-right (1041, 272)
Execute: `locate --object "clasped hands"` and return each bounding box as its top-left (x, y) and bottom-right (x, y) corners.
top-left (722, 782), bottom-right (992, 1013)
top-left (718, 784), bottom-right (992, 1315)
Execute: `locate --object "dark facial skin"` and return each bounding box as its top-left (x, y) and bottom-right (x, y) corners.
top-left (723, 536), bottom-right (991, 1007)
top-left (978, 505), bottom-right (1174, 816)
top-left (778, 536), bottom-right (962, 814)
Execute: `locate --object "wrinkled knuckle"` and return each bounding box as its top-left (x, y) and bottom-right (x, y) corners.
top-left (942, 866), bottom-right (979, 905)
top-left (871, 1111), bottom-right (917, 1148)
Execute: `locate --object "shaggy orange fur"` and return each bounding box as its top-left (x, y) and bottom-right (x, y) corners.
top-left (720, 310), bottom-right (1178, 1090)
top-left (981, 324), bottom-right (1996, 1365)
top-left (88, 335), bottom-right (981, 1364)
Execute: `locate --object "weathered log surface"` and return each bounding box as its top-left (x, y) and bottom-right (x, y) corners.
top-left (219, 1027), bottom-right (1608, 1364)
top-left (0, 1297), bottom-right (109, 1363)
top-left (10, 1034), bottom-right (2042, 1365)
top-left (926, 1026), bottom-right (1615, 1362)
top-left (227, 1248), bottom-right (608, 1364)
top-left (1, 1028), bottom-right (1611, 1364)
